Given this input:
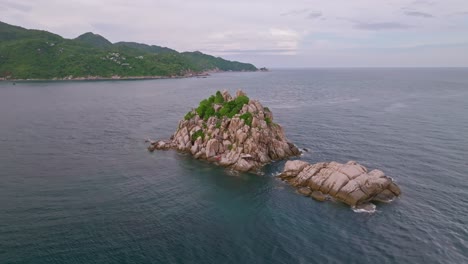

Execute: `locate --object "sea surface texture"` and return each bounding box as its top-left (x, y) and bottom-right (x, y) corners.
top-left (0, 69), bottom-right (467, 263)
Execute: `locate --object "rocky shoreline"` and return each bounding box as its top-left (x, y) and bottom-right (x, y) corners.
top-left (0, 73), bottom-right (211, 82)
top-left (0, 69), bottom-right (268, 82)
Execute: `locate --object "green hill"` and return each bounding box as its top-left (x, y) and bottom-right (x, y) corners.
top-left (0, 21), bottom-right (62, 42)
top-left (75, 32), bottom-right (113, 48)
top-left (0, 21), bottom-right (257, 80)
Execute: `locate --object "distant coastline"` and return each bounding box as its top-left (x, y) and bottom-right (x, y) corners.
top-left (0, 72), bottom-right (210, 82)
top-left (0, 21), bottom-right (259, 81)
top-left (0, 69), bottom-right (267, 82)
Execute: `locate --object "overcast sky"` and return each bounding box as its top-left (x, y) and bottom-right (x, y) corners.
top-left (1, 0), bottom-right (468, 67)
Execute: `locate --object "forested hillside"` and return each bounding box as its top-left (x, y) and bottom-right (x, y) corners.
top-left (0, 21), bottom-right (257, 79)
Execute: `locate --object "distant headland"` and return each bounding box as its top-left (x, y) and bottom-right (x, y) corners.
top-left (0, 21), bottom-right (264, 81)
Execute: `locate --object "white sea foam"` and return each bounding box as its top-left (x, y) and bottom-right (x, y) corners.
top-left (352, 203), bottom-right (377, 213)
top-left (271, 171), bottom-right (282, 177)
top-left (225, 169), bottom-right (240, 176)
top-left (379, 197), bottom-right (396, 203)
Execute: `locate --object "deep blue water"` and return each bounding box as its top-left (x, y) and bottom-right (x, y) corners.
top-left (0, 69), bottom-right (467, 263)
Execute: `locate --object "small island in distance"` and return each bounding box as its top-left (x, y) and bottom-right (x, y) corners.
top-left (0, 21), bottom-right (258, 81)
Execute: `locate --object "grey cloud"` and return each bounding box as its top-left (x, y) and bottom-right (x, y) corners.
top-left (307, 12), bottom-right (322, 19)
top-left (411, 0), bottom-right (435, 6)
top-left (355, 22), bottom-right (412, 31)
top-left (400, 42), bottom-right (468, 51)
top-left (91, 22), bottom-right (122, 32)
top-left (0, 0), bottom-right (32, 12)
top-left (404, 11), bottom-right (433, 18)
top-left (281, 8), bottom-right (310, 16)
top-left (447, 11), bottom-right (468, 17)
top-left (362, 42), bottom-right (468, 52)
top-left (89, 22), bottom-right (139, 39)
top-left (206, 48), bottom-right (294, 54)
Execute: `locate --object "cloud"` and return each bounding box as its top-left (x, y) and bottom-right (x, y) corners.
top-left (404, 11), bottom-right (434, 18)
top-left (281, 9), bottom-right (322, 20)
top-left (280, 8), bottom-right (310, 17)
top-left (203, 28), bottom-right (302, 55)
top-left (206, 48), bottom-right (295, 54)
top-left (0, 0), bottom-right (32, 12)
top-left (354, 22), bottom-right (412, 31)
top-left (411, 0), bottom-right (435, 6)
top-left (307, 12), bottom-right (322, 19)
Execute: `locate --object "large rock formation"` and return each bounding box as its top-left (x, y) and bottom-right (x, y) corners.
top-left (148, 90), bottom-right (300, 172)
top-left (279, 160), bottom-right (401, 209)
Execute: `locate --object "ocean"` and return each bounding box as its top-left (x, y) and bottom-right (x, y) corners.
top-left (0, 68), bottom-right (467, 263)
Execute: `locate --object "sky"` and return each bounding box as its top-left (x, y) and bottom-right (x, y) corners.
top-left (1, 0), bottom-right (468, 67)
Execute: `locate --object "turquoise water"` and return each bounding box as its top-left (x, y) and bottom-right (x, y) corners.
top-left (0, 69), bottom-right (467, 263)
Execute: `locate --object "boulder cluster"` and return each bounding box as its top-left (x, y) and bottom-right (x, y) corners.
top-left (148, 90), bottom-right (300, 172)
top-left (279, 160), bottom-right (401, 208)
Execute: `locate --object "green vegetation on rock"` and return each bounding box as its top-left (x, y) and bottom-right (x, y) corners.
top-left (239, 112), bottom-right (253, 126)
top-left (0, 21), bottom-right (257, 79)
top-left (191, 91), bottom-right (251, 122)
top-left (191, 130), bottom-right (205, 142)
top-left (214, 91), bottom-right (224, 104)
top-left (184, 111), bottom-right (196, 120)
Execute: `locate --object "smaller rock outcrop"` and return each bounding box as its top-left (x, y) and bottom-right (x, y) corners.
top-left (279, 160), bottom-right (401, 209)
top-left (148, 90), bottom-right (300, 172)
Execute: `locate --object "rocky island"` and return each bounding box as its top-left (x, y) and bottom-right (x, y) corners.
top-left (148, 90), bottom-right (401, 210)
top-left (279, 160), bottom-right (401, 210)
top-left (148, 90), bottom-right (301, 172)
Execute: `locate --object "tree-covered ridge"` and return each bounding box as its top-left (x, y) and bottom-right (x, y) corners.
top-left (0, 21), bottom-right (257, 79)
